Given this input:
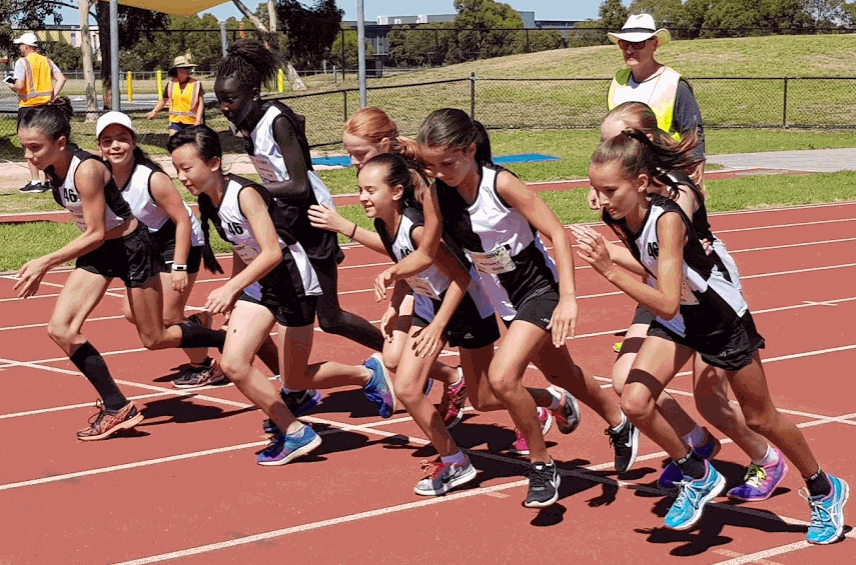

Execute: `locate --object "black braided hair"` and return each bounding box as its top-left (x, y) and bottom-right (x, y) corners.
top-left (216, 39), bottom-right (280, 90)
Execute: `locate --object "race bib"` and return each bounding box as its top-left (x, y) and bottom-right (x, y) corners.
top-left (468, 245), bottom-right (515, 275)
top-left (233, 243), bottom-right (260, 263)
top-left (248, 154), bottom-right (285, 184)
top-left (405, 275), bottom-right (441, 300)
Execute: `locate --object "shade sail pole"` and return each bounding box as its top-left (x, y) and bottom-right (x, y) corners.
top-left (110, 0), bottom-right (120, 110)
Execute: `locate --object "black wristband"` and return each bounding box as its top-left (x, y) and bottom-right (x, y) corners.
top-left (348, 223), bottom-right (357, 239)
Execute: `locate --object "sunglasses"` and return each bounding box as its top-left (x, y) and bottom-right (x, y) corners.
top-left (618, 38), bottom-right (651, 50)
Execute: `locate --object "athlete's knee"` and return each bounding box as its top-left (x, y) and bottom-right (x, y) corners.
top-left (162, 312), bottom-right (184, 327)
top-left (46, 320), bottom-right (75, 348)
top-left (218, 357), bottom-right (250, 384)
top-left (468, 393), bottom-right (502, 412)
top-left (123, 307), bottom-right (136, 325)
top-left (395, 380), bottom-right (423, 408)
top-left (138, 330), bottom-right (171, 350)
top-left (620, 386), bottom-right (656, 422)
top-left (742, 407), bottom-right (778, 437)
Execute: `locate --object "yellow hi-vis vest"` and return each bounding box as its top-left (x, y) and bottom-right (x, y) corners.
top-left (607, 66), bottom-right (683, 141)
top-left (19, 53), bottom-right (54, 107)
top-left (167, 78), bottom-right (201, 125)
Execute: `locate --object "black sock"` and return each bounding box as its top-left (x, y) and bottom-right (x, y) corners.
top-left (675, 449), bottom-right (706, 480)
top-left (179, 324), bottom-right (226, 352)
top-left (69, 342), bottom-right (127, 411)
top-left (805, 468), bottom-right (832, 498)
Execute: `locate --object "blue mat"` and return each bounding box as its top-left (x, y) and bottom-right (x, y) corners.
top-left (311, 153), bottom-right (560, 168)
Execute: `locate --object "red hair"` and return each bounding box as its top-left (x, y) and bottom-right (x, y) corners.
top-left (343, 107), bottom-right (420, 162)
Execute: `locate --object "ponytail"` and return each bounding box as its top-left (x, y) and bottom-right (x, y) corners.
top-left (196, 192), bottom-right (224, 274)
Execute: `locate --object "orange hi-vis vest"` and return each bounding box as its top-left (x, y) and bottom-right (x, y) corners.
top-left (607, 66), bottom-right (684, 141)
top-left (167, 78), bottom-right (201, 124)
top-left (19, 52), bottom-right (54, 107)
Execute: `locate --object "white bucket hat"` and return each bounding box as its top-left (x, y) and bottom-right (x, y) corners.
top-left (96, 111), bottom-right (136, 139)
top-left (608, 14), bottom-right (671, 46)
top-left (13, 32), bottom-right (39, 47)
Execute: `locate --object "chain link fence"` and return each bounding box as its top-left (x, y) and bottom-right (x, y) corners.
top-left (2, 75), bottom-right (855, 151)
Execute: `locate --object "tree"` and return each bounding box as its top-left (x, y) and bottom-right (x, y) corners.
top-left (598, 0), bottom-right (630, 37)
top-left (628, 0), bottom-right (685, 28)
top-left (803, 0), bottom-right (847, 27)
top-left (387, 23), bottom-right (453, 67)
top-left (274, 0), bottom-right (343, 69)
top-left (329, 23), bottom-right (374, 69)
top-left (230, 0), bottom-right (305, 90)
top-left (448, 0), bottom-right (526, 64)
top-left (0, 0), bottom-right (61, 52)
top-left (42, 37), bottom-right (82, 71)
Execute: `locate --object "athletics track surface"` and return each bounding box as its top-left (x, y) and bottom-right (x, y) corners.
top-left (0, 200), bottom-right (853, 564)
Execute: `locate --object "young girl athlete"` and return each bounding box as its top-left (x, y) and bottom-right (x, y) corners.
top-left (167, 125), bottom-right (395, 465)
top-left (357, 152), bottom-right (499, 494)
top-left (96, 111), bottom-right (222, 389)
top-left (598, 102), bottom-right (785, 501)
top-left (417, 108), bottom-right (636, 508)
top-left (214, 40), bottom-right (384, 428)
top-left (308, 107), bottom-right (465, 428)
top-left (14, 100), bottom-right (226, 441)
top-left (575, 129), bottom-right (848, 541)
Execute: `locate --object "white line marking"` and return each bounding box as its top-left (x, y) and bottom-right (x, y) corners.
top-left (707, 529), bottom-right (856, 565)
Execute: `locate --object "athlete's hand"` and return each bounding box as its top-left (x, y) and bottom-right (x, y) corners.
top-left (13, 256), bottom-right (50, 299)
top-left (374, 267), bottom-right (395, 302)
top-left (546, 295), bottom-right (577, 346)
top-left (700, 238), bottom-right (713, 255)
top-left (145, 110), bottom-right (157, 120)
top-left (586, 187), bottom-right (601, 211)
top-left (412, 322), bottom-right (445, 358)
top-left (380, 306), bottom-right (398, 342)
top-left (571, 224), bottom-right (615, 278)
top-left (205, 284), bottom-right (240, 315)
top-left (171, 269), bottom-right (188, 293)
top-left (308, 204), bottom-right (350, 234)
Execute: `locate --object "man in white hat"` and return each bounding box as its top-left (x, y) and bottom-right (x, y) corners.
top-left (7, 32), bottom-right (66, 193)
top-left (606, 14), bottom-right (704, 159)
top-left (146, 54), bottom-right (204, 135)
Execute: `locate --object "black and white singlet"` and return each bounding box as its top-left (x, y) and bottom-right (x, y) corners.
top-left (375, 206), bottom-right (494, 324)
top-left (120, 157), bottom-right (204, 249)
top-left (47, 145), bottom-right (132, 232)
top-left (205, 174), bottom-right (320, 301)
top-left (245, 101), bottom-right (337, 261)
top-left (435, 164), bottom-right (558, 321)
top-left (605, 192), bottom-right (747, 339)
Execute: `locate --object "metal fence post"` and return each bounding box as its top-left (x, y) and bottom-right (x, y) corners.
top-left (343, 89), bottom-right (348, 122)
top-left (782, 77), bottom-right (789, 128)
top-left (341, 28), bottom-right (346, 82)
top-left (470, 73), bottom-right (476, 120)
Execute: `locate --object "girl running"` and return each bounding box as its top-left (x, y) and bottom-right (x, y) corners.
top-left (575, 129), bottom-right (848, 541)
top-left (357, 152), bottom-right (495, 494)
top-left (167, 125), bottom-right (396, 465)
top-left (96, 111), bottom-right (222, 389)
top-left (598, 102), bottom-right (784, 501)
top-left (14, 99), bottom-right (226, 441)
top-left (417, 108), bottom-right (635, 508)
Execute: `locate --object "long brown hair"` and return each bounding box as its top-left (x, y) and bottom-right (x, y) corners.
top-left (343, 107), bottom-right (421, 162)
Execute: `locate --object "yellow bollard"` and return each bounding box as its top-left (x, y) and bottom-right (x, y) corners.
top-left (127, 71), bottom-right (133, 102)
top-left (156, 70), bottom-right (163, 99)
top-left (278, 69), bottom-right (284, 93)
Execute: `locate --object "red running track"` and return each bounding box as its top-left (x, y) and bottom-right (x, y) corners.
top-left (0, 202), bottom-right (853, 564)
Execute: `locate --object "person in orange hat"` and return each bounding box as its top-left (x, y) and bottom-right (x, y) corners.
top-left (147, 54), bottom-right (204, 135)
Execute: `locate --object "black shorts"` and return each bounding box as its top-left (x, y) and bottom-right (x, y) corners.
top-left (631, 304), bottom-right (656, 326)
top-left (239, 288), bottom-right (317, 328)
top-left (151, 223), bottom-right (202, 274)
top-left (648, 311), bottom-right (766, 372)
top-left (413, 305), bottom-right (500, 350)
top-left (75, 223), bottom-right (165, 288)
top-left (501, 288), bottom-right (560, 332)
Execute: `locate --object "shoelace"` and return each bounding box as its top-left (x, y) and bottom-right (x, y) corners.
top-left (604, 427), bottom-right (620, 447)
top-left (421, 459), bottom-right (447, 479)
top-left (799, 488), bottom-right (833, 528)
top-left (743, 463), bottom-right (768, 487)
top-left (86, 399), bottom-right (108, 428)
top-left (263, 433), bottom-right (286, 455)
top-left (528, 465), bottom-right (552, 489)
top-left (672, 478), bottom-right (704, 511)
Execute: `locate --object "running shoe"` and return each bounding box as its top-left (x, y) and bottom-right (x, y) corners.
top-left (77, 399), bottom-right (144, 441)
top-left (664, 461), bottom-right (726, 531)
top-left (438, 368), bottom-right (467, 429)
top-left (508, 407), bottom-right (553, 456)
top-left (613, 341), bottom-right (623, 353)
top-left (727, 449), bottom-right (789, 502)
top-left (524, 461), bottom-right (560, 508)
top-left (256, 424), bottom-right (322, 466)
top-left (803, 474), bottom-right (849, 545)
top-left (548, 386), bottom-right (581, 435)
top-left (605, 416), bottom-right (640, 473)
top-left (263, 389), bottom-right (323, 434)
top-left (172, 360), bottom-right (227, 389)
top-left (414, 455), bottom-right (478, 496)
top-left (19, 180), bottom-right (48, 194)
top-left (363, 353), bottom-right (396, 418)
top-left (658, 428), bottom-right (721, 490)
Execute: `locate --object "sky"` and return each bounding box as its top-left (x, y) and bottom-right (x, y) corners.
top-left (58, 1), bottom-right (631, 26)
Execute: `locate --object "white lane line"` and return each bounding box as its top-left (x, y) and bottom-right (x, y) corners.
top-left (714, 217), bottom-right (855, 235)
top-left (707, 529), bottom-right (856, 565)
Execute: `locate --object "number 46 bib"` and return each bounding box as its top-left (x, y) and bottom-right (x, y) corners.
top-left (468, 244), bottom-right (516, 275)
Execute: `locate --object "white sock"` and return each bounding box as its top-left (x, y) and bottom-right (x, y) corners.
top-left (683, 425), bottom-right (707, 448)
top-left (441, 450), bottom-right (467, 466)
top-left (611, 411), bottom-right (628, 432)
top-left (546, 387), bottom-right (563, 411)
top-left (752, 445), bottom-right (778, 467)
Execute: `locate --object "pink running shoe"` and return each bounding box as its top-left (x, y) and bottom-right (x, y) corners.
top-left (438, 368), bottom-right (467, 429)
top-left (508, 407), bottom-right (553, 455)
top-left (727, 448), bottom-right (789, 502)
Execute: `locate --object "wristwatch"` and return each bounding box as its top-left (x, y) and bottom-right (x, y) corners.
top-left (172, 264), bottom-right (188, 272)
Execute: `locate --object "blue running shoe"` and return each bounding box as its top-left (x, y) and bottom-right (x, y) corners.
top-left (263, 389), bottom-right (323, 434)
top-left (256, 424), bottom-right (322, 466)
top-left (804, 475), bottom-right (849, 544)
top-left (664, 461), bottom-right (726, 531)
top-left (659, 429), bottom-right (721, 490)
top-left (363, 353), bottom-right (396, 418)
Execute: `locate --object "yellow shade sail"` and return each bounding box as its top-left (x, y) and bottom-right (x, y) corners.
top-left (99, 0), bottom-right (229, 17)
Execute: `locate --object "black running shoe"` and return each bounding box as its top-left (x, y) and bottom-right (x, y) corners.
top-left (263, 389), bottom-right (323, 434)
top-left (606, 418), bottom-right (640, 473)
top-left (19, 181), bottom-right (48, 194)
top-left (523, 461), bottom-right (560, 508)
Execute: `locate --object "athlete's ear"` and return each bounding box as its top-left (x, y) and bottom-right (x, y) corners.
top-left (390, 183), bottom-right (404, 202)
top-left (636, 173), bottom-right (650, 192)
top-left (56, 135), bottom-right (68, 154)
top-left (252, 86), bottom-right (261, 99)
top-left (464, 142), bottom-right (477, 158)
top-left (379, 137), bottom-right (393, 154)
top-left (207, 156), bottom-right (222, 174)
